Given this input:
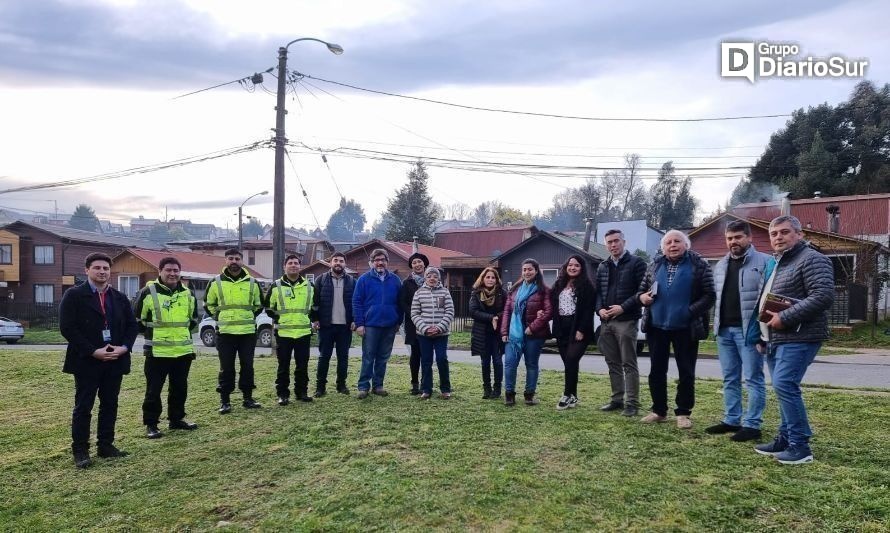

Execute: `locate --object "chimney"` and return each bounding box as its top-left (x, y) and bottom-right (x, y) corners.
top-left (814, 191), bottom-right (822, 198)
top-left (412, 236), bottom-right (419, 253)
top-left (827, 204), bottom-right (840, 233)
top-left (582, 218), bottom-right (594, 251)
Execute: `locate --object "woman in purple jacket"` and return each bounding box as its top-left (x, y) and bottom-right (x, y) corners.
top-left (500, 258), bottom-right (552, 407)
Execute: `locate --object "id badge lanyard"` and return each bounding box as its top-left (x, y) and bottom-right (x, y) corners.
top-left (98, 290), bottom-right (112, 343)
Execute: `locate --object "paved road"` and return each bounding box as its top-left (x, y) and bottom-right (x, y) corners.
top-left (10, 336), bottom-right (889, 390)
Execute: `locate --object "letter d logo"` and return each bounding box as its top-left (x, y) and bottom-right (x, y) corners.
top-left (721, 42), bottom-right (755, 83)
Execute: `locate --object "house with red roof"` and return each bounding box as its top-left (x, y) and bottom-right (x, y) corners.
top-left (111, 248), bottom-right (267, 302)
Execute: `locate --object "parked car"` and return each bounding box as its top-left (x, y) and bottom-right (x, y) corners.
top-left (0, 316), bottom-right (25, 344)
top-left (199, 312), bottom-right (274, 348)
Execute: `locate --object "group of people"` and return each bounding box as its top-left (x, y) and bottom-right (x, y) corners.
top-left (59, 214), bottom-right (833, 469)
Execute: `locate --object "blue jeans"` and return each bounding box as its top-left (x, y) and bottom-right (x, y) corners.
top-left (716, 326), bottom-right (766, 429)
top-left (417, 335), bottom-right (451, 394)
top-left (767, 342), bottom-right (821, 445)
top-left (504, 337), bottom-right (544, 393)
top-left (357, 325), bottom-right (398, 391)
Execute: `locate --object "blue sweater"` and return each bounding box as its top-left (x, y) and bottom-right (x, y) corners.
top-left (650, 255), bottom-right (693, 330)
top-left (352, 270), bottom-right (403, 328)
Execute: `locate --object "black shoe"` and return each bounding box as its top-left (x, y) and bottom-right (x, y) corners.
top-left (409, 384), bottom-right (421, 396)
top-left (621, 406), bottom-right (639, 417)
top-left (505, 391), bottom-right (516, 407)
top-left (490, 386), bottom-right (502, 399)
top-left (337, 386), bottom-right (350, 395)
top-left (313, 389), bottom-right (326, 398)
top-left (169, 420), bottom-right (198, 431)
top-left (705, 422), bottom-right (742, 435)
top-left (146, 424), bottom-right (163, 439)
top-left (299, 396), bottom-right (314, 403)
top-left (482, 385), bottom-right (492, 399)
top-left (219, 402), bottom-right (232, 414)
top-left (73, 449), bottom-right (92, 469)
top-left (277, 396), bottom-right (289, 406)
top-left (730, 427), bottom-right (762, 442)
top-left (600, 401), bottom-right (624, 412)
top-left (97, 445), bottom-right (129, 458)
top-left (243, 399), bottom-right (262, 409)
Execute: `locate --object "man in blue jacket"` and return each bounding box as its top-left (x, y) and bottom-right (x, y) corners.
top-left (352, 248), bottom-right (402, 399)
top-left (59, 252), bottom-right (138, 469)
top-left (706, 220), bottom-right (771, 442)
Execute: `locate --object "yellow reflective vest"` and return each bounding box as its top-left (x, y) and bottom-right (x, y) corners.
top-left (266, 276), bottom-right (313, 339)
top-left (137, 280), bottom-right (197, 357)
top-left (205, 269), bottom-right (262, 335)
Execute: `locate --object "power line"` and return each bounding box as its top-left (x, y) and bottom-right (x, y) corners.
top-left (296, 72), bottom-right (792, 123)
top-left (284, 148), bottom-right (322, 229)
top-left (172, 68), bottom-right (275, 100)
top-left (0, 141), bottom-right (269, 194)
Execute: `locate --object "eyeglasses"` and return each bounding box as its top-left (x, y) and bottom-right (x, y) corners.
top-left (372, 258), bottom-right (388, 263)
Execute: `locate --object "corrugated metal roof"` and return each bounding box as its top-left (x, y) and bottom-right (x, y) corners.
top-left (433, 225), bottom-right (536, 256)
top-left (3, 220), bottom-right (165, 249)
top-left (119, 248), bottom-right (267, 280)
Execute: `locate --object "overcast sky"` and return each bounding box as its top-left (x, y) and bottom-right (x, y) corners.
top-left (1, 0), bottom-right (887, 231)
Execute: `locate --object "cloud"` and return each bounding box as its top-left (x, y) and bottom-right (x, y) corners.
top-left (0, 0), bottom-right (861, 93)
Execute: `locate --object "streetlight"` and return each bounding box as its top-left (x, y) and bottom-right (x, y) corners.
top-left (273, 37), bottom-right (344, 278)
top-left (238, 190), bottom-right (268, 252)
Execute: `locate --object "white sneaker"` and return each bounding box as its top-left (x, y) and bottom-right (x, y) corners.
top-left (556, 395), bottom-right (570, 411)
top-left (566, 395), bottom-right (579, 409)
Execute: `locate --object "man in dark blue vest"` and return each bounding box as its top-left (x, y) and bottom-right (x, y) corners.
top-left (311, 252), bottom-right (355, 397)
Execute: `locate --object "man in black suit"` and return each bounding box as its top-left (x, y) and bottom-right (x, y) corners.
top-left (59, 252), bottom-right (138, 468)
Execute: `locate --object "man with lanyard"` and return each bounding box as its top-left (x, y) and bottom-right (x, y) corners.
top-left (265, 254), bottom-right (314, 405)
top-left (134, 257), bottom-right (199, 439)
top-left (204, 248), bottom-right (263, 414)
top-left (60, 252), bottom-right (138, 468)
top-left (310, 252), bottom-right (355, 397)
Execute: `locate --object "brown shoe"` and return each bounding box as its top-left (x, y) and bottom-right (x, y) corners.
top-left (640, 412), bottom-right (667, 423)
top-left (676, 415), bottom-right (693, 429)
top-left (372, 388), bottom-right (389, 397)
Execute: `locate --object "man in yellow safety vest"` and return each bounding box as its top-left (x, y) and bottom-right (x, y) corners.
top-left (265, 254), bottom-right (314, 405)
top-left (204, 248), bottom-right (263, 414)
top-left (134, 257), bottom-right (199, 439)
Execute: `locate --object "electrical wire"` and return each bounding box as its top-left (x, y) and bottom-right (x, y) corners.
top-left (284, 148), bottom-right (322, 228)
top-left (297, 72), bottom-right (792, 123)
top-left (0, 141), bottom-right (269, 194)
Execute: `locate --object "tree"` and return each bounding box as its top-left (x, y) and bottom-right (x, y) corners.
top-left (383, 161), bottom-right (440, 243)
top-left (325, 198), bottom-right (367, 241)
top-left (69, 204), bottom-right (100, 232)
top-left (493, 206), bottom-right (532, 226)
top-left (672, 177), bottom-right (698, 228)
top-left (169, 227), bottom-right (190, 241)
top-left (148, 224), bottom-right (172, 243)
top-left (370, 214), bottom-right (392, 239)
top-left (241, 218), bottom-right (264, 241)
top-left (472, 201), bottom-right (501, 227)
top-left (444, 202), bottom-right (471, 220)
top-left (647, 162), bottom-right (679, 229)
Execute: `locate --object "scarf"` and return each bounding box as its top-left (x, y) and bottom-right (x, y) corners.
top-left (479, 286), bottom-right (498, 307)
top-left (509, 281), bottom-right (538, 351)
top-left (411, 273), bottom-right (424, 287)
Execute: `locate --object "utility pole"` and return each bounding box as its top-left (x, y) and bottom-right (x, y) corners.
top-left (271, 37), bottom-right (343, 279)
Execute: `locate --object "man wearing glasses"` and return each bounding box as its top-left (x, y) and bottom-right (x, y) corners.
top-left (352, 248), bottom-right (402, 399)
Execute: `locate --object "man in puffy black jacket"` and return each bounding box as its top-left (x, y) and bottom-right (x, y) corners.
top-left (754, 215), bottom-right (834, 466)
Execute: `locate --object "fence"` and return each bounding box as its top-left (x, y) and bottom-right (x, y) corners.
top-left (0, 302), bottom-right (60, 328)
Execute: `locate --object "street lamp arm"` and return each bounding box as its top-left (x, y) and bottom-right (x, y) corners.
top-left (240, 190), bottom-right (269, 209)
top-left (284, 37), bottom-right (344, 55)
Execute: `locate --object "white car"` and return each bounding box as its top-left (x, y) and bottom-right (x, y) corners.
top-left (199, 312), bottom-right (275, 348)
top-left (0, 316), bottom-right (25, 344)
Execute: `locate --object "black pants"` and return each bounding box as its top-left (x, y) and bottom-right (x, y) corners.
top-left (142, 354), bottom-right (193, 425)
top-left (409, 339), bottom-right (421, 386)
top-left (647, 326), bottom-right (699, 416)
top-left (316, 324), bottom-right (351, 390)
top-left (558, 339), bottom-right (587, 396)
top-left (480, 332), bottom-right (503, 389)
top-left (276, 334), bottom-right (311, 398)
top-left (216, 333), bottom-right (257, 399)
top-left (71, 367), bottom-right (123, 451)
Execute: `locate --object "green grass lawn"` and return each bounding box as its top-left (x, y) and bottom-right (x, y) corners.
top-left (1, 350), bottom-right (887, 531)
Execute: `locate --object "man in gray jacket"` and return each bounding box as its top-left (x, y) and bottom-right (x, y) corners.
top-left (706, 220), bottom-right (771, 442)
top-left (754, 215), bottom-right (834, 465)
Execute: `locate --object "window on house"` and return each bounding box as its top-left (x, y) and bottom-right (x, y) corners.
top-left (118, 275), bottom-right (140, 299)
top-left (0, 244), bottom-right (11, 264)
top-left (34, 245), bottom-right (54, 264)
top-left (247, 249), bottom-right (256, 266)
top-left (34, 284), bottom-right (53, 304)
top-left (316, 248), bottom-right (324, 261)
top-left (541, 269), bottom-right (559, 287)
